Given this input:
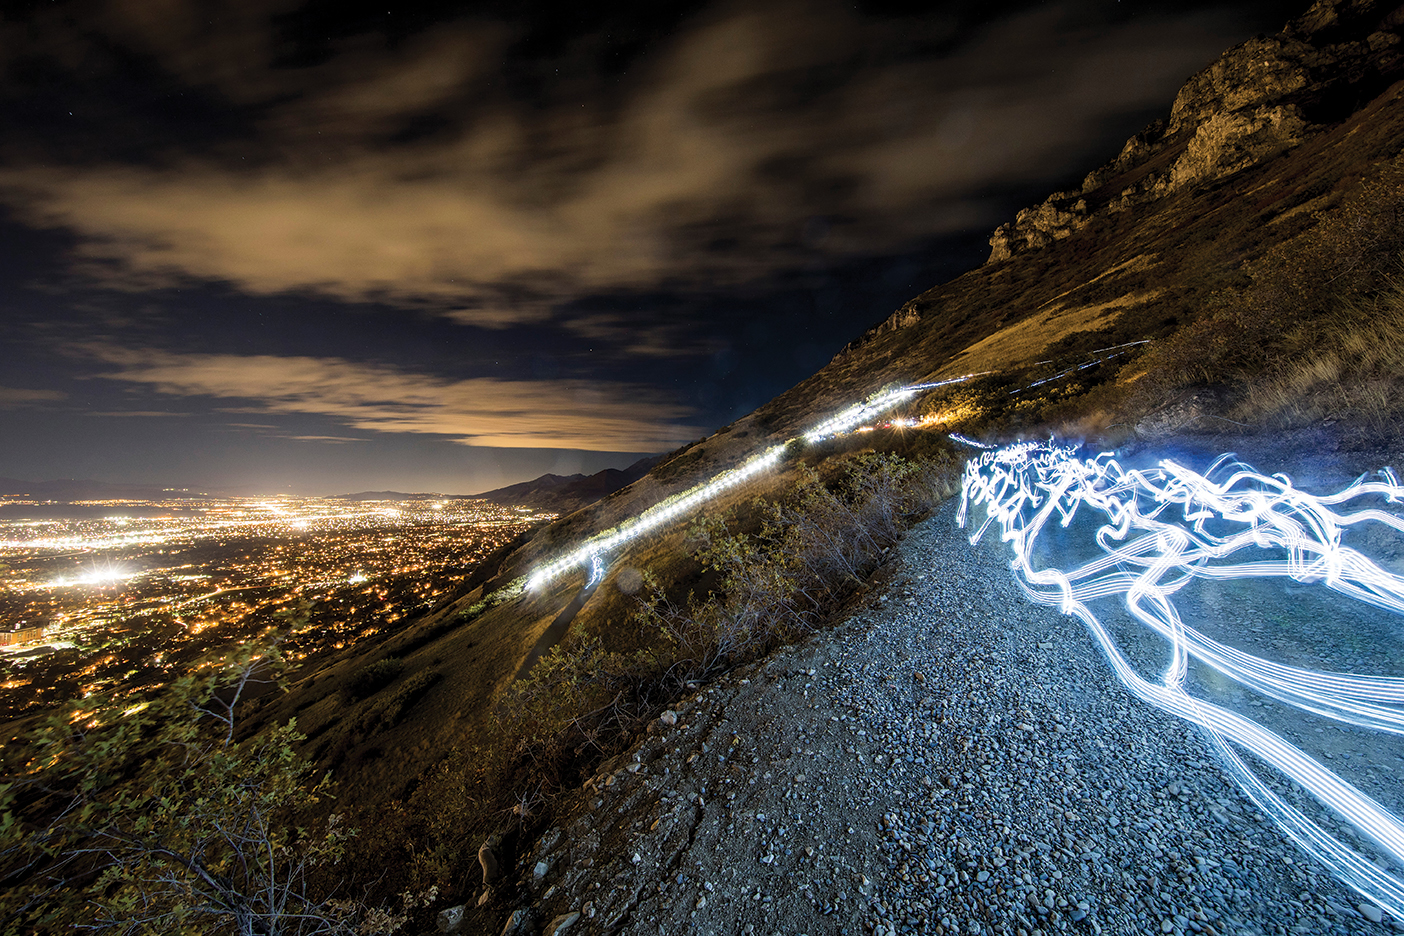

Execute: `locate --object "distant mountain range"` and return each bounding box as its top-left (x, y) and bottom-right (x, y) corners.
top-left (331, 455), bottom-right (662, 514)
top-left (471, 455), bottom-right (662, 513)
top-left (0, 477), bottom-right (208, 501)
top-left (1, 455), bottom-right (661, 517)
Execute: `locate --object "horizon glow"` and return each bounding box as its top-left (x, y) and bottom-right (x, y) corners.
top-left (960, 441), bottom-right (1404, 919)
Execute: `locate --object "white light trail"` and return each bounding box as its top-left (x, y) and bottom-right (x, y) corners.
top-left (960, 441), bottom-right (1404, 919)
top-left (949, 433), bottom-right (994, 450)
top-left (526, 444), bottom-right (787, 590)
top-left (526, 374), bottom-right (989, 590)
top-left (803, 375), bottom-right (987, 444)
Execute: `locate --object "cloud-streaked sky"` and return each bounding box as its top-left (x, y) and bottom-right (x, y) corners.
top-left (0, 0), bottom-right (1290, 494)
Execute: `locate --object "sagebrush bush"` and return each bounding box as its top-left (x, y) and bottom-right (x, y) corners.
top-left (633, 452), bottom-right (953, 686)
top-left (0, 645), bottom-right (409, 935)
top-left (345, 657), bottom-right (405, 701)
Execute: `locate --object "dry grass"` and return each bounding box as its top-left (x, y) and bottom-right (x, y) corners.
top-left (1232, 275), bottom-right (1404, 430)
top-left (937, 290), bottom-right (1164, 379)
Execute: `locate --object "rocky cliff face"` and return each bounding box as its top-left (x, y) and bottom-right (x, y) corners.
top-left (985, 0), bottom-right (1404, 265)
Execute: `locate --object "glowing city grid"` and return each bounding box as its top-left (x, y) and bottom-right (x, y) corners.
top-left (0, 496), bottom-right (553, 719)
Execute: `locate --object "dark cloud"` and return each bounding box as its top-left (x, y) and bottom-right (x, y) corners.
top-left (0, 0), bottom-right (1258, 326)
top-left (0, 0), bottom-right (1292, 488)
top-left (84, 344), bottom-right (703, 451)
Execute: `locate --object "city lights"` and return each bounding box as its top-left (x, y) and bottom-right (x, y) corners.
top-left (51, 562), bottom-right (140, 588)
top-left (0, 496), bottom-right (555, 719)
top-left (960, 441), bottom-right (1404, 917)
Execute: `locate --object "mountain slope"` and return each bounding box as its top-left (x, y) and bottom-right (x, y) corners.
top-left (254, 0), bottom-right (1404, 832)
top-left (471, 455), bottom-right (661, 513)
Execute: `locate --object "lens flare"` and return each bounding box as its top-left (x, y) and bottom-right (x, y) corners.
top-left (960, 441), bottom-right (1404, 919)
top-left (51, 562), bottom-right (138, 588)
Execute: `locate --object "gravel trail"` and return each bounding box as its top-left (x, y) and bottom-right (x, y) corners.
top-left (497, 500), bottom-right (1398, 936)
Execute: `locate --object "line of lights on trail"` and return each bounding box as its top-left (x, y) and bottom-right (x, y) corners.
top-left (801, 376), bottom-right (988, 444)
top-left (1011, 339), bottom-right (1151, 394)
top-left (959, 441), bottom-right (1404, 919)
top-left (526, 374), bottom-right (989, 590)
top-left (522, 338), bottom-right (1155, 589)
top-left (525, 445), bottom-right (787, 590)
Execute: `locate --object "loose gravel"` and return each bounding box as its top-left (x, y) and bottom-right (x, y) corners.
top-left (495, 499), bottom-right (1400, 936)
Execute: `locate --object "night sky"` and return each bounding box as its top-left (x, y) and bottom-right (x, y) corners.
top-left (0, 0), bottom-right (1291, 495)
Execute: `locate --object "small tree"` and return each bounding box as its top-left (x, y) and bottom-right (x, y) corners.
top-left (0, 643), bottom-right (393, 935)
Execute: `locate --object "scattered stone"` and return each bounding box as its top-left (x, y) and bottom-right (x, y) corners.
top-left (500, 499), bottom-right (1391, 936)
top-left (1360, 904), bottom-right (1384, 924)
top-left (500, 908), bottom-right (531, 936)
top-left (659, 710), bottom-right (678, 726)
top-left (436, 904), bottom-right (465, 933)
top-left (543, 911), bottom-right (581, 936)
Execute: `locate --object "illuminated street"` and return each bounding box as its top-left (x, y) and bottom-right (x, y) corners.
top-left (0, 496), bottom-right (553, 719)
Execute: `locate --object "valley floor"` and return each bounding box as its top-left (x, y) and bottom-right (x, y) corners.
top-left (475, 498), bottom-right (1398, 936)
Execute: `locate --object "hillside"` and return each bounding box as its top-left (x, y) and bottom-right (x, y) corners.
top-left (233, 1), bottom-right (1404, 928)
top-left (472, 456), bottom-right (662, 514)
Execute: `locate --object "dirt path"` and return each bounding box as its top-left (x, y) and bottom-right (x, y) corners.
top-left (468, 498), bottom-right (1399, 936)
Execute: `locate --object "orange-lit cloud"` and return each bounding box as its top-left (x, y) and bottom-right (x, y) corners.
top-left (0, 386), bottom-right (67, 408)
top-left (0, 1), bottom-right (1243, 329)
top-left (88, 347), bottom-right (701, 452)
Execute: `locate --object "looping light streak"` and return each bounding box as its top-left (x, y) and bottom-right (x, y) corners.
top-left (527, 375), bottom-right (989, 589)
top-left (960, 441), bottom-right (1404, 918)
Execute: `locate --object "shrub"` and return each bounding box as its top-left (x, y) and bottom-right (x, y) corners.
top-left (0, 645), bottom-right (402, 935)
top-left (495, 638), bottom-right (660, 782)
top-left (634, 452), bottom-right (955, 686)
top-left (345, 657), bottom-right (405, 701)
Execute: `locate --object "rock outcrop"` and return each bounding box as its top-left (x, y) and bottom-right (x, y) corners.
top-left (986, 0), bottom-right (1404, 264)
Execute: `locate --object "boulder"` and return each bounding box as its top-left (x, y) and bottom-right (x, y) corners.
top-left (479, 834), bottom-right (503, 885)
top-left (543, 911), bottom-right (581, 936)
top-left (501, 908), bottom-right (533, 936)
top-left (436, 904), bottom-right (466, 934)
